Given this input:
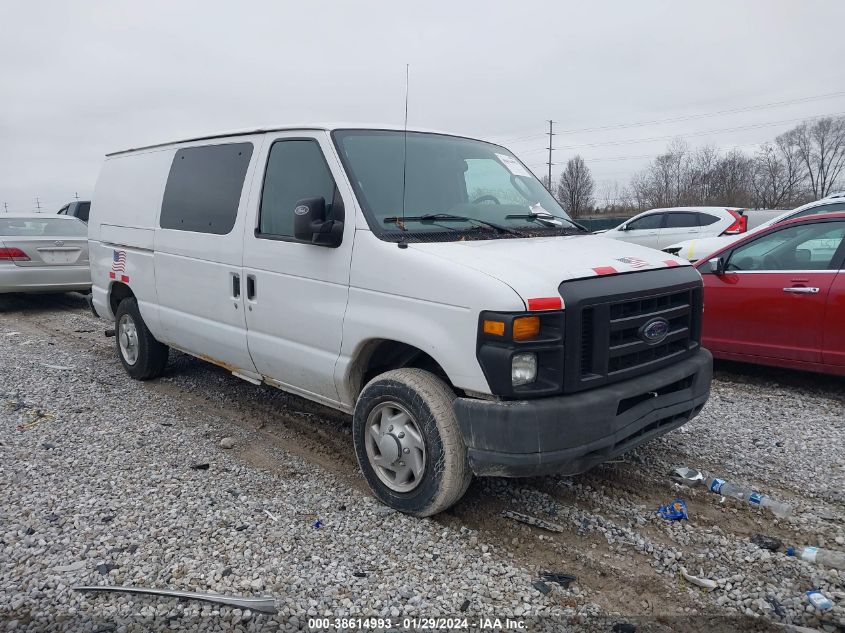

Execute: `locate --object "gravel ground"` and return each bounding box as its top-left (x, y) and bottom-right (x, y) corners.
top-left (1, 292), bottom-right (843, 632)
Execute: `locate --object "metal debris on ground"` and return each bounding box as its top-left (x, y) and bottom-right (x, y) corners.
top-left (74, 585), bottom-right (278, 614)
top-left (501, 510), bottom-right (564, 533)
top-left (540, 572), bottom-right (576, 588)
top-left (751, 534), bottom-right (782, 551)
top-left (657, 499), bottom-right (688, 521)
top-left (531, 580), bottom-right (551, 595)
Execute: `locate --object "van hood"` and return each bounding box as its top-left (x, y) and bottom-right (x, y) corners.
top-left (411, 235), bottom-right (690, 306)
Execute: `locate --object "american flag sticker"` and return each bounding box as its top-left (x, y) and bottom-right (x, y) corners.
top-left (109, 249), bottom-right (129, 283)
top-left (616, 256), bottom-right (650, 269)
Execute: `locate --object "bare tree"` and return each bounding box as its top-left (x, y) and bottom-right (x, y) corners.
top-left (780, 117), bottom-right (845, 198)
top-left (751, 139), bottom-right (806, 208)
top-left (557, 155), bottom-right (595, 218)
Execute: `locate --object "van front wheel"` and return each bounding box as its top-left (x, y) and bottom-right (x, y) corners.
top-left (115, 297), bottom-right (169, 380)
top-left (353, 368), bottom-right (472, 516)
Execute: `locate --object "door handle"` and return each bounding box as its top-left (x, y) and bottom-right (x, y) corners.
top-left (783, 287), bottom-right (819, 294)
top-left (246, 275), bottom-right (256, 301)
top-left (232, 274), bottom-right (241, 298)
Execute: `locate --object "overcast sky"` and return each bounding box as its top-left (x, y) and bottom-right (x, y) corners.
top-left (2, 1), bottom-right (844, 212)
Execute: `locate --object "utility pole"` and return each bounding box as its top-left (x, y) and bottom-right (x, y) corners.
top-left (35, 197), bottom-right (42, 212)
top-left (546, 120), bottom-right (555, 194)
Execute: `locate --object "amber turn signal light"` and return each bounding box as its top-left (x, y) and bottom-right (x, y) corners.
top-left (483, 320), bottom-right (506, 336)
top-left (513, 316), bottom-right (540, 341)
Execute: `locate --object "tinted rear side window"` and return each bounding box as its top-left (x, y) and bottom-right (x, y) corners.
top-left (160, 143), bottom-right (253, 234)
top-left (76, 202), bottom-right (91, 221)
top-left (665, 212), bottom-right (698, 228)
top-left (698, 213), bottom-right (720, 226)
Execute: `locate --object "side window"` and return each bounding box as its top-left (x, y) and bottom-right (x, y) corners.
top-left (726, 222), bottom-right (845, 271)
top-left (698, 213), bottom-right (720, 226)
top-left (790, 202), bottom-right (845, 220)
top-left (258, 140), bottom-right (338, 238)
top-left (58, 205), bottom-right (68, 215)
top-left (76, 202), bottom-right (90, 221)
top-left (665, 212), bottom-right (698, 228)
top-left (160, 142), bottom-right (253, 235)
top-left (626, 214), bottom-right (662, 230)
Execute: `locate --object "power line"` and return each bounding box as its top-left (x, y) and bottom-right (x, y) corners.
top-left (497, 90), bottom-right (845, 144)
top-left (546, 120), bottom-right (554, 189)
top-left (518, 110), bottom-right (845, 155)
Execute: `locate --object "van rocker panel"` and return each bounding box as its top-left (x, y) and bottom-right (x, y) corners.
top-left (454, 348), bottom-right (712, 477)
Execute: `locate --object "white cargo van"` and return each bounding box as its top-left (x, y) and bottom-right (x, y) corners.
top-left (89, 124), bottom-right (712, 515)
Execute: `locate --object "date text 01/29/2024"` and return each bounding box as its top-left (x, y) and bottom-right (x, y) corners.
top-left (307, 617), bottom-right (526, 630)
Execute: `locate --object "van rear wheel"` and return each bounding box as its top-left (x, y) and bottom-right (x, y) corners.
top-left (115, 297), bottom-right (169, 380)
top-left (353, 368), bottom-right (472, 516)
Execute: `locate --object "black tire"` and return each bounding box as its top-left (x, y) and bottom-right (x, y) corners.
top-left (114, 297), bottom-right (169, 380)
top-left (353, 368), bottom-right (473, 516)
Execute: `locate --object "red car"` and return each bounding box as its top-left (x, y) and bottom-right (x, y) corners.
top-left (694, 213), bottom-right (845, 375)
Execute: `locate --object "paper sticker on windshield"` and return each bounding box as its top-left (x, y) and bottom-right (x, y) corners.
top-left (495, 153), bottom-right (532, 178)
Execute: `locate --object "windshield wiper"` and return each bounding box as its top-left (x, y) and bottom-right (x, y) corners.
top-left (505, 212), bottom-right (588, 232)
top-left (383, 213), bottom-right (520, 236)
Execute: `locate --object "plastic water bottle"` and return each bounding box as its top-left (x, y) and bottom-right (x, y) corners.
top-left (788, 546), bottom-right (845, 571)
top-left (704, 476), bottom-right (793, 518)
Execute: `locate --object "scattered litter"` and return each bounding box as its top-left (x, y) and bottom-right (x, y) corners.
top-left (221, 567), bottom-right (232, 577)
top-left (25, 527), bottom-right (35, 535)
top-left (42, 364), bottom-right (75, 371)
top-left (101, 515), bottom-right (115, 524)
top-left (41, 442), bottom-right (57, 450)
top-left (751, 534), bottom-right (782, 552)
top-left (805, 588), bottom-right (832, 610)
top-left (45, 513), bottom-right (60, 523)
top-left (312, 519), bottom-right (322, 529)
top-left (657, 499), bottom-right (688, 521)
top-left (787, 546), bottom-right (845, 570)
top-left (459, 599), bottom-right (470, 612)
top-left (766, 595), bottom-right (786, 619)
top-left (672, 466), bottom-right (792, 517)
top-left (612, 624), bottom-right (636, 633)
top-left (234, 525), bottom-right (248, 532)
top-left (190, 463), bottom-right (210, 470)
top-left (74, 585), bottom-right (277, 614)
top-left (352, 572), bottom-right (367, 578)
top-left (263, 509), bottom-right (278, 522)
top-left (540, 572), bottom-right (576, 588)
top-left (219, 437), bottom-right (236, 449)
top-left (671, 466), bottom-right (705, 485)
top-left (338, 505), bottom-right (346, 511)
top-left (502, 510), bottom-right (564, 533)
top-left (679, 566), bottom-right (717, 591)
top-left (577, 518), bottom-right (589, 535)
top-left (531, 580), bottom-right (551, 595)
top-left (96, 563), bottom-right (118, 575)
top-left (160, 422), bottom-right (173, 427)
top-left (5, 331), bottom-right (20, 336)
top-left (54, 561), bottom-right (86, 573)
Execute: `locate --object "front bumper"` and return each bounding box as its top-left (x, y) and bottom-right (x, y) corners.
top-left (454, 348), bottom-right (712, 477)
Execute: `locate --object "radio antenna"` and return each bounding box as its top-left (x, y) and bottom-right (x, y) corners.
top-left (401, 63), bottom-right (410, 225)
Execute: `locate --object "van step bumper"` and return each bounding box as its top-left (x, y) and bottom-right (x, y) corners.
top-left (453, 349), bottom-right (712, 478)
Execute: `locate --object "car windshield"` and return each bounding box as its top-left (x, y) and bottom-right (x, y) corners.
top-left (0, 217), bottom-right (88, 237)
top-left (332, 130), bottom-right (579, 241)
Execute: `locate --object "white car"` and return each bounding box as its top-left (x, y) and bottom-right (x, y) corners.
top-left (89, 123), bottom-right (712, 516)
top-left (599, 207), bottom-right (747, 250)
top-left (0, 214), bottom-right (91, 294)
top-left (663, 196), bottom-right (845, 261)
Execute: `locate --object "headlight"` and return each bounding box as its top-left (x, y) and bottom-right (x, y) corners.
top-left (511, 352), bottom-right (537, 386)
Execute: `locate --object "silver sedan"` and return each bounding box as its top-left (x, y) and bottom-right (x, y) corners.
top-left (0, 214), bottom-right (91, 294)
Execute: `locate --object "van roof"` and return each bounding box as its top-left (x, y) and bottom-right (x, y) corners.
top-left (106, 123), bottom-right (465, 156)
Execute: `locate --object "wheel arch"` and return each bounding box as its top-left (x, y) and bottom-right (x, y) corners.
top-left (108, 281), bottom-right (135, 317)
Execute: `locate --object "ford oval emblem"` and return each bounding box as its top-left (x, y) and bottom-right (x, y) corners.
top-left (294, 205), bottom-right (310, 216)
top-left (640, 318), bottom-right (670, 344)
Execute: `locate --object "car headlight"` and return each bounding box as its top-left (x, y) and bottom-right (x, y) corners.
top-left (511, 352), bottom-right (537, 386)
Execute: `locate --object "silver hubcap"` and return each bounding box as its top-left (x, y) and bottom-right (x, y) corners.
top-left (118, 314), bottom-right (139, 365)
top-left (365, 401), bottom-right (426, 492)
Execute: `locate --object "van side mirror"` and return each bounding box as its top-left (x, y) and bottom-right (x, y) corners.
top-left (293, 197), bottom-right (343, 247)
top-left (707, 257), bottom-right (725, 275)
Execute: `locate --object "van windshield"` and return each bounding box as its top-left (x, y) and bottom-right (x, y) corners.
top-left (332, 130), bottom-right (580, 241)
